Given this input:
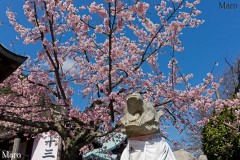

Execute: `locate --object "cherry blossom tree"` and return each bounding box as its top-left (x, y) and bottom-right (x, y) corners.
top-left (202, 58), bottom-right (240, 160)
top-left (1, 0), bottom-right (239, 159)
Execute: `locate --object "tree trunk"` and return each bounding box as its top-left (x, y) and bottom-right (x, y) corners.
top-left (61, 147), bottom-right (83, 160)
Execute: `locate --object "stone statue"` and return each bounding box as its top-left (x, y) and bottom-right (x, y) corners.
top-left (121, 93), bottom-right (162, 137)
top-left (120, 93), bottom-right (176, 160)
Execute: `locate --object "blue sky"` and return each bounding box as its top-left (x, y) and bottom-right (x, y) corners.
top-left (1, 0), bottom-right (239, 83)
top-left (179, 0), bottom-right (240, 84)
top-left (0, 0), bottom-right (240, 144)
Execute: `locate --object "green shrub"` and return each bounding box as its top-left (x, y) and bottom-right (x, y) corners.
top-left (202, 107), bottom-right (240, 160)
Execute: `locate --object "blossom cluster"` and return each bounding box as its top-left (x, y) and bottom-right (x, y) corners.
top-left (2, 0), bottom-right (239, 155)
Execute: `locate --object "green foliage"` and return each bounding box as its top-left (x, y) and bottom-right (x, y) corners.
top-left (0, 86), bottom-right (11, 95)
top-left (202, 107), bottom-right (240, 160)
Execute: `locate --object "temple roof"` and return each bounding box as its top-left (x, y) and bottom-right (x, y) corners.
top-left (0, 44), bottom-right (27, 82)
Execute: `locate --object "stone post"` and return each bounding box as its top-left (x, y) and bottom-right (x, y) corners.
top-left (57, 136), bottom-right (62, 160)
top-left (11, 138), bottom-right (21, 160)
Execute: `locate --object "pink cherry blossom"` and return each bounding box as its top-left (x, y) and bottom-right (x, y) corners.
top-left (2, 0), bottom-right (238, 159)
